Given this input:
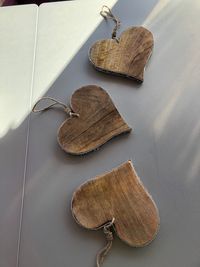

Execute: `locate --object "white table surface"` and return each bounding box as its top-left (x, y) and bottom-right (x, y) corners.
top-left (1, 0), bottom-right (200, 267)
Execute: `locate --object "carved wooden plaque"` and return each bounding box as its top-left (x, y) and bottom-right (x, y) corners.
top-left (72, 160), bottom-right (160, 247)
top-left (58, 85), bottom-right (131, 155)
top-left (89, 27), bottom-right (154, 83)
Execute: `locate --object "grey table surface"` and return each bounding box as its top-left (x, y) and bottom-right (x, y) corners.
top-left (1, 0), bottom-right (200, 267)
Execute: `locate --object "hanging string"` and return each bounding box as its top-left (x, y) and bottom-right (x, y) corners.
top-left (96, 218), bottom-right (115, 267)
top-left (100, 6), bottom-right (121, 41)
top-left (32, 97), bottom-right (79, 117)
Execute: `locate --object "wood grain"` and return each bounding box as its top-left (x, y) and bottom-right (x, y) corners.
top-left (72, 160), bottom-right (160, 247)
top-left (89, 27), bottom-right (154, 83)
top-left (58, 85), bottom-right (131, 155)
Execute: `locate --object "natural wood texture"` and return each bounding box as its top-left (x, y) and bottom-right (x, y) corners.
top-left (72, 160), bottom-right (160, 247)
top-left (89, 27), bottom-right (154, 83)
top-left (58, 85), bottom-right (131, 155)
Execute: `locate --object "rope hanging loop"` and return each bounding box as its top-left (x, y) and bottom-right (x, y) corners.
top-left (96, 218), bottom-right (115, 267)
top-left (100, 5), bottom-right (121, 41)
top-left (32, 97), bottom-right (79, 117)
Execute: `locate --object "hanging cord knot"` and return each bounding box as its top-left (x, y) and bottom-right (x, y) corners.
top-left (32, 97), bottom-right (79, 117)
top-left (100, 5), bottom-right (121, 42)
top-left (103, 227), bottom-right (113, 241)
top-left (96, 218), bottom-right (115, 267)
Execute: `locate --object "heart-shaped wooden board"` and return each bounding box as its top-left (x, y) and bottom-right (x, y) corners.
top-left (57, 85), bottom-right (131, 155)
top-left (89, 27), bottom-right (153, 83)
top-left (72, 160), bottom-right (160, 247)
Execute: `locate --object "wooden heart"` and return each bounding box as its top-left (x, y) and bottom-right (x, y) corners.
top-left (89, 27), bottom-right (154, 83)
top-left (57, 85), bottom-right (131, 155)
top-left (72, 160), bottom-right (160, 247)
